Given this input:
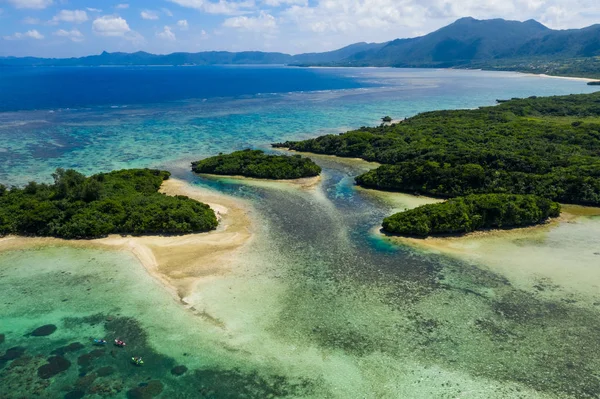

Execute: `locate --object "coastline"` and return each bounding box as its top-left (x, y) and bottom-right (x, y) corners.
top-left (527, 73), bottom-right (595, 82)
top-left (378, 204), bottom-right (600, 301)
top-left (0, 178), bottom-right (254, 305)
top-left (379, 204), bottom-right (600, 253)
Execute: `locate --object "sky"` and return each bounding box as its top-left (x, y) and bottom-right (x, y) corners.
top-left (0, 0), bottom-right (599, 57)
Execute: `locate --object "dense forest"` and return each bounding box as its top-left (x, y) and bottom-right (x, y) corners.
top-left (274, 92), bottom-right (600, 236)
top-left (276, 92), bottom-right (600, 206)
top-left (382, 194), bottom-right (560, 237)
top-left (192, 149), bottom-right (321, 180)
top-left (0, 169), bottom-right (218, 239)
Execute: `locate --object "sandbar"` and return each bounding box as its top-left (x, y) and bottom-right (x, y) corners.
top-left (197, 173), bottom-right (322, 190)
top-left (0, 178), bottom-right (254, 305)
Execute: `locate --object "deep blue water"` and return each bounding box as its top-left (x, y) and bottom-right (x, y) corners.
top-left (0, 65), bottom-right (365, 112)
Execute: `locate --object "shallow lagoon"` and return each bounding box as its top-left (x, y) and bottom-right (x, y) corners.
top-left (1, 67), bottom-right (600, 398)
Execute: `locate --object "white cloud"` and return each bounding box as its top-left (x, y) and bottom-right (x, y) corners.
top-left (223, 11), bottom-right (276, 31)
top-left (51, 10), bottom-right (89, 24)
top-left (87, 7), bottom-right (102, 12)
top-left (162, 8), bottom-right (173, 17)
top-left (3, 29), bottom-right (44, 40)
top-left (141, 10), bottom-right (159, 20)
top-left (156, 25), bottom-right (176, 40)
top-left (6, 0), bottom-right (52, 9)
top-left (22, 16), bottom-right (41, 24)
top-left (92, 15), bottom-right (144, 43)
top-left (92, 15), bottom-right (131, 36)
top-left (115, 3), bottom-right (129, 9)
top-left (54, 28), bottom-right (84, 42)
top-left (176, 19), bottom-right (189, 30)
top-left (168, 0), bottom-right (256, 15)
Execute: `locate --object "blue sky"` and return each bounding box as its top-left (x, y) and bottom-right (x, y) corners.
top-left (0, 0), bottom-right (599, 57)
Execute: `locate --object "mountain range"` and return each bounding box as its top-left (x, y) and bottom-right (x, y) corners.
top-left (1, 17), bottom-right (599, 69)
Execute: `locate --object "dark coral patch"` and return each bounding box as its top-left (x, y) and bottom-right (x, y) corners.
top-left (30, 324), bottom-right (57, 337)
top-left (126, 380), bottom-right (164, 399)
top-left (171, 365), bottom-right (188, 376)
top-left (37, 355), bottom-right (71, 379)
top-left (0, 333), bottom-right (5, 344)
top-left (52, 342), bottom-right (85, 356)
top-left (0, 346), bottom-right (26, 362)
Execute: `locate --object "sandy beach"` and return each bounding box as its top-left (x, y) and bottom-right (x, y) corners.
top-left (0, 178), bottom-right (254, 305)
top-left (530, 73), bottom-right (595, 82)
top-left (380, 204), bottom-right (600, 255)
top-left (378, 204), bottom-right (600, 300)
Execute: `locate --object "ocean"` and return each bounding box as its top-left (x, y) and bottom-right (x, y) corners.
top-left (1, 66), bottom-right (599, 399)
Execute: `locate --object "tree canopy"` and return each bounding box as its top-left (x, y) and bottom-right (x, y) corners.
top-left (0, 168), bottom-right (218, 239)
top-left (276, 92), bottom-right (600, 206)
top-left (382, 194), bottom-right (560, 237)
top-left (192, 149), bottom-right (321, 180)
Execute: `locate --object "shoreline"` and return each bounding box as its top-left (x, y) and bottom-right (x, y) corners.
top-left (380, 204), bottom-right (600, 255)
top-left (527, 73), bottom-right (595, 82)
top-left (0, 178), bottom-right (255, 306)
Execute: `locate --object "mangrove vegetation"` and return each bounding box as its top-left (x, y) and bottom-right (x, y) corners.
top-left (192, 149), bottom-right (321, 180)
top-left (274, 92), bottom-right (600, 236)
top-left (0, 168), bottom-right (218, 239)
top-left (275, 92), bottom-right (600, 206)
top-left (382, 194), bottom-right (561, 237)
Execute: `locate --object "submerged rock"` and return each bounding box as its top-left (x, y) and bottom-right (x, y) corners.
top-left (126, 380), bottom-right (164, 399)
top-left (0, 347), bottom-right (26, 362)
top-left (52, 342), bottom-right (84, 356)
top-left (37, 355), bottom-right (71, 379)
top-left (171, 365), bottom-right (188, 376)
top-left (30, 324), bottom-right (57, 337)
top-left (0, 333), bottom-right (5, 344)
top-left (64, 391), bottom-right (85, 399)
top-left (77, 349), bottom-right (105, 366)
top-left (75, 372), bottom-right (97, 390)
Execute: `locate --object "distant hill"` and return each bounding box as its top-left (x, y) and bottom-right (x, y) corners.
top-left (0, 43), bottom-right (386, 67)
top-left (2, 17), bottom-right (600, 75)
top-left (335, 17), bottom-right (600, 67)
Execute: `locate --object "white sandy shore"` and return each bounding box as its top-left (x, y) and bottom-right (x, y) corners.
top-left (0, 178), bottom-right (255, 305)
top-left (198, 173), bottom-right (322, 191)
top-left (531, 73), bottom-right (595, 82)
top-left (380, 204), bottom-right (600, 253)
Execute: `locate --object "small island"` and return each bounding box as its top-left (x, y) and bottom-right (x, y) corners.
top-left (0, 168), bottom-right (218, 239)
top-left (192, 149), bottom-right (321, 180)
top-left (274, 92), bottom-right (600, 234)
top-left (382, 194), bottom-right (560, 237)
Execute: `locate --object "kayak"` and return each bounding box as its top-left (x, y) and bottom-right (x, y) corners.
top-left (114, 339), bottom-right (126, 347)
top-left (93, 339), bottom-right (107, 345)
top-left (132, 357), bottom-right (144, 366)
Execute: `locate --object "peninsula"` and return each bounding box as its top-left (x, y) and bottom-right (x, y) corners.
top-left (0, 168), bottom-right (218, 239)
top-left (192, 149), bottom-right (321, 180)
top-left (274, 92), bottom-right (600, 236)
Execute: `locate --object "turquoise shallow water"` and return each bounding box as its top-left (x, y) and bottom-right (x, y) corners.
top-left (1, 67), bottom-right (600, 398)
top-left (0, 67), bottom-right (596, 186)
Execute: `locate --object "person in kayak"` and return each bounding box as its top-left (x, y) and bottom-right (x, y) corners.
top-left (132, 357), bottom-right (144, 366)
top-left (114, 339), bottom-right (126, 347)
top-left (93, 339), bottom-right (107, 345)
